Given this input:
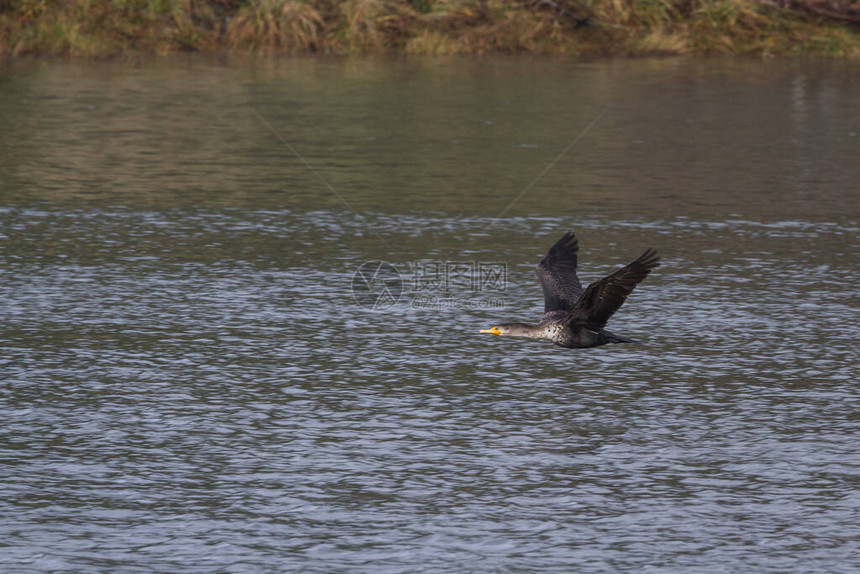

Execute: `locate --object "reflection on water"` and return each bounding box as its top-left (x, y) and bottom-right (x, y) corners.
top-left (1, 57), bottom-right (859, 572)
top-left (2, 56), bottom-right (859, 219)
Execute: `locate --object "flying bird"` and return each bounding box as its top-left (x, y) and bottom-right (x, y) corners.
top-left (480, 231), bottom-right (659, 348)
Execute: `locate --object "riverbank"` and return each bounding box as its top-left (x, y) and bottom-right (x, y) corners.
top-left (2, 0), bottom-right (859, 58)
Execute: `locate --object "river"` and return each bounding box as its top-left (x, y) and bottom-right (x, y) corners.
top-left (1, 56), bottom-right (858, 572)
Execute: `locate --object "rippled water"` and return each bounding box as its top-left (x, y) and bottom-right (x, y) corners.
top-left (1, 57), bottom-right (859, 572)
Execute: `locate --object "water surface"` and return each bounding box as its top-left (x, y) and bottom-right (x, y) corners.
top-left (1, 56), bottom-right (859, 572)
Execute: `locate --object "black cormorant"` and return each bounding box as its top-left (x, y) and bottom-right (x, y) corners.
top-left (480, 231), bottom-right (659, 348)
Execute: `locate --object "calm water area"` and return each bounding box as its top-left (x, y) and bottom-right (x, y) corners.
top-left (1, 56), bottom-right (858, 572)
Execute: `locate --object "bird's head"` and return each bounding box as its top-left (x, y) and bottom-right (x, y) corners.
top-left (480, 324), bottom-right (526, 337)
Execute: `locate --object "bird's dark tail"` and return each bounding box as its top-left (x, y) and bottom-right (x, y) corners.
top-left (604, 330), bottom-right (643, 345)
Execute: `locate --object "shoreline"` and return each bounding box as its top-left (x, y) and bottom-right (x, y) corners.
top-left (2, 0), bottom-right (859, 59)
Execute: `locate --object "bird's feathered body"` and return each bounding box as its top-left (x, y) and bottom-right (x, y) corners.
top-left (480, 231), bottom-right (659, 349)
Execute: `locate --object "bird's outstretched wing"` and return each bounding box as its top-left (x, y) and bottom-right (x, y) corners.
top-left (535, 231), bottom-right (583, 314)
top-left (563, 248), bottom-right (660, 328)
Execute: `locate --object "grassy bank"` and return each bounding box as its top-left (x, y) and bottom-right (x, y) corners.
top-left (1, 0), bottom-right (859, 58)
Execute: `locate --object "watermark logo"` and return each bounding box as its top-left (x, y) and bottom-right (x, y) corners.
top-left (352, 261), bottom-right (403, 310)
top-left (352, 260), bottom-right (508, 311)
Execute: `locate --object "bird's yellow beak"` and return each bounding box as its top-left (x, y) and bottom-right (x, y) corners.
top-left (480, 327), bottom-right (501, 336)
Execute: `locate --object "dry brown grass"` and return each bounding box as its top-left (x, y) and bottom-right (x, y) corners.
top-left (689, 0), bottom-right (860, 55)
top-left (1, 0), bottom-right (859, 57)
top-left (227, 0), bottom-right (325, 52)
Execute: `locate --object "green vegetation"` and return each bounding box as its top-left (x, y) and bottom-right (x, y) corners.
top-left (1, 0), bottom-right (859, 57)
